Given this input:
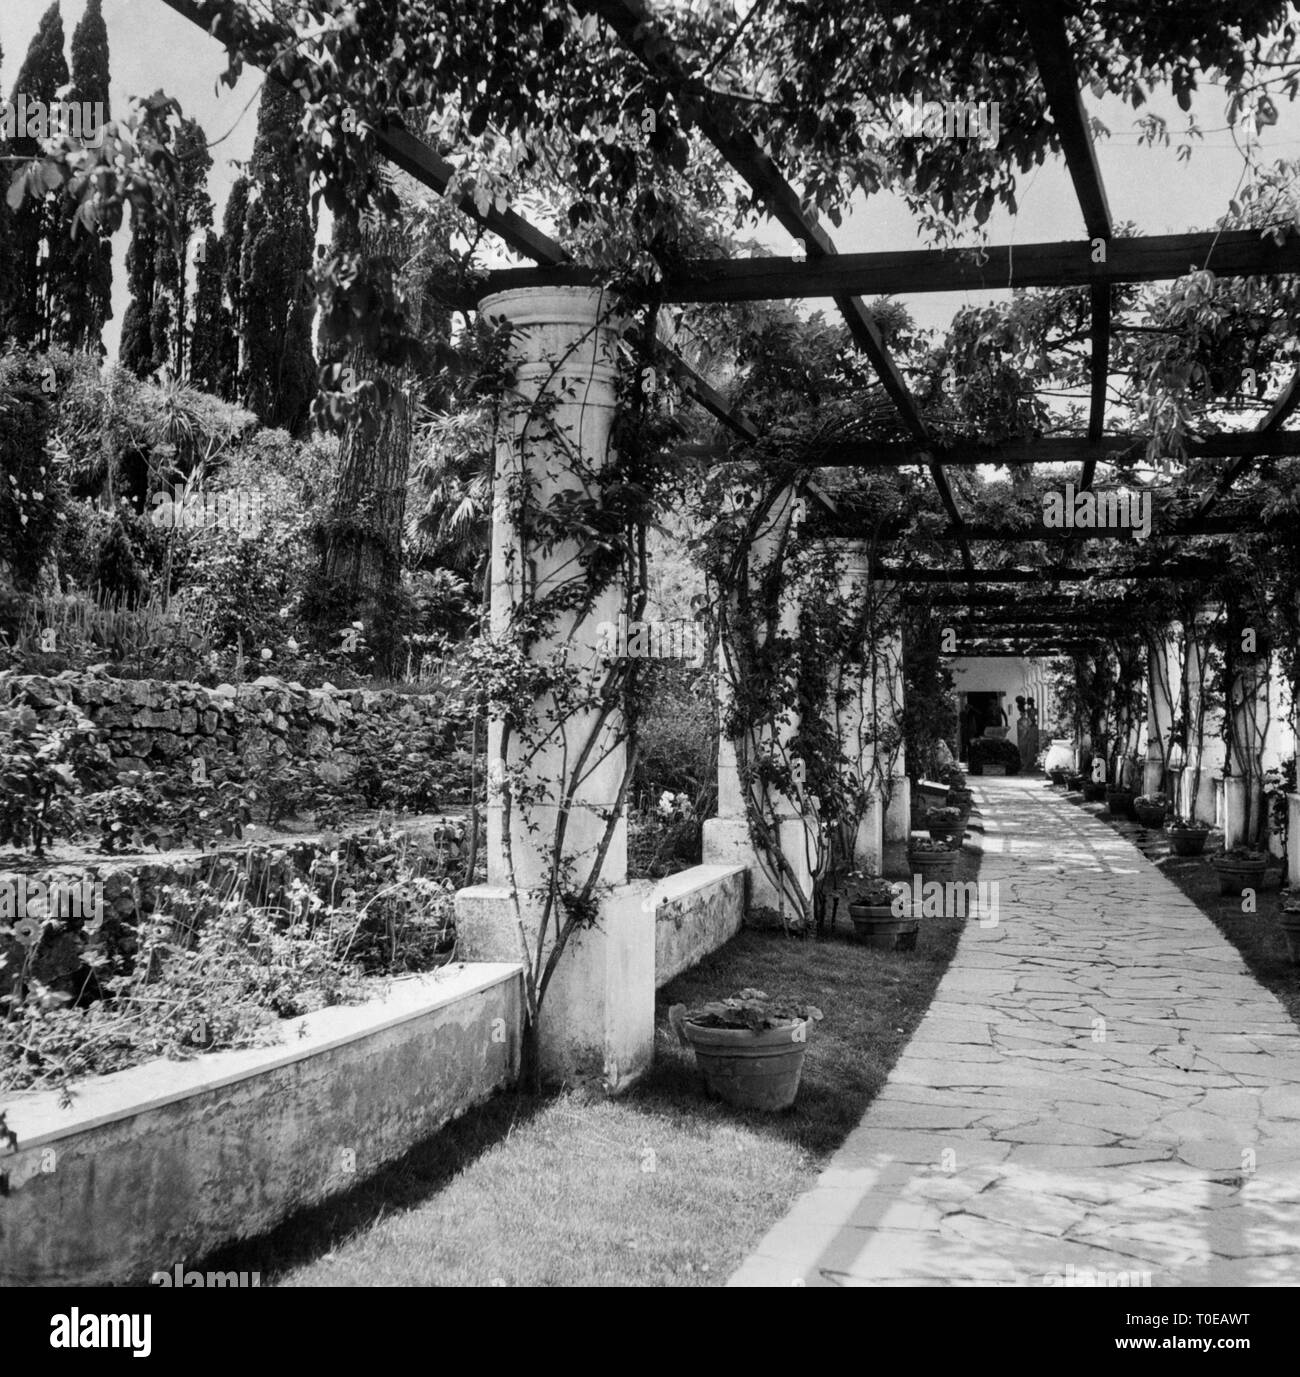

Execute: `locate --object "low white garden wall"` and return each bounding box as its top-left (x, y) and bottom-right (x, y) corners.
top-left (0, 963), bottom-right (523, 1286)
top-left (652, 863), bottom-right (746, 988)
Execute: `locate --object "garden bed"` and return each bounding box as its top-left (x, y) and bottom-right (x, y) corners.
top-left (1, 816), bottom-right (470, 1094)
top-left (0, 963), bottom-right (523, 1285)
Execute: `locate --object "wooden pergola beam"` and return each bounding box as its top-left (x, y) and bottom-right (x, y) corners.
top-left (881, 560), bottom-right (1222, 583)
top-left (160, 0), bottom-right (767, 447)
top-left (475, 229), bottom-right (1300, 305)
top-left (1194, 369), bottom-right (1300, 519)
top-left (1020, 1), bottom-right (1114, 487)
top-left (816, 431), bottom-right (1300, 467)
top-left (583, 0), bottom-right (973, 576)
top-left (843, 511), bottom-right (1270, 542)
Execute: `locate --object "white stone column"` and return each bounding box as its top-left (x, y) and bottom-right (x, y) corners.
top-left (1225, 645), bottom-right (1269, 847)
top-left (876, 596), bottom-right (910, 875)
top-left (702, 485), bottom-right (815, 916)
top-left (1182, 613), bottom-right (1223, 824)
top-left (826, 542), bottom-right (884, 875)
top-left (1144, 630), bottom-right (1179, 796)
top-left (455, 286), bottom-right (652, 1092)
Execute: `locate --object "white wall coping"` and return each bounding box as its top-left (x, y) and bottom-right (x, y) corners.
top-left (645, 863), bottom-right (745, 911)
top-left (7, 962), bottom-right (523, 1149)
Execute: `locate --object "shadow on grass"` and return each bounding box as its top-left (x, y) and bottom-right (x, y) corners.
top-left (196, 1083), bottom-right (552, 1282)
top-left (195, 832), bottom-right (982, 1284)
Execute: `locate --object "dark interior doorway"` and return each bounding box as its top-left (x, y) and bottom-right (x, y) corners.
top-left (959, 691), bottom-right (1007, 761)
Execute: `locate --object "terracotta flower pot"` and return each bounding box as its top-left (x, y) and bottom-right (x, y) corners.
top-left (1082, 781), bottom-right (1107, 802)
top-left (908, 851), bottom-right (957, 886)
top-left (682, 1019), bottom-right (811, 1110)
top-left (1166, 825), bottom-right (1209, 857)
top-left (1066, 773), bottom-right (1084, 791)
top-left (848, 901), bottom-right (918, 951)
top-left (1133, 801), bottom-right (1168, 828)
top-left (1212, 856), bottom-right (1267, 897)
top-left (1105, 788), bottom-right (1135, 820)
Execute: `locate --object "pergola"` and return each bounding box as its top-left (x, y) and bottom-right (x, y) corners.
top-left (147, 0), bottom-right (1300, 1083)
top-left (161, 0), bottom-right (1300, 667)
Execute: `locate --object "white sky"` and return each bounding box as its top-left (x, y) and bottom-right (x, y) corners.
top-left (2, 0), bottom-right (1299, 375)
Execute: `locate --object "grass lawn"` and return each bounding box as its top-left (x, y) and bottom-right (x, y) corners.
top-left (201, 839), bottom-right (980, 1286)
top-left (1064, 789), bottom-right (1300, 1031)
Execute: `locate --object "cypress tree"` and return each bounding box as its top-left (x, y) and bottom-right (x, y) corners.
top-left (239, 81), bottom-right (316, 431)
top-left (51, 0), bottom-right (113, 354)
top-left (190, 230), bottom-right (236, 396)
top-left (119, 206), bottom-right (158, 377)
top-left (164, 116), bottom-right (212, 376)
top-left (220, 175), bottom-right (250, 393)
top-left (118, 109), bottom-right (212, 379)
top-left (3, 3), bottom-right (69, 346)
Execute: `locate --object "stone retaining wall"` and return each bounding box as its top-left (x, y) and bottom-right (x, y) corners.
top-left (0, 669), bottom-right (466, 784)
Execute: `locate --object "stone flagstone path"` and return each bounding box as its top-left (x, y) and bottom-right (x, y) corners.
top-left (730, 775), bottom-right (1300, 1287)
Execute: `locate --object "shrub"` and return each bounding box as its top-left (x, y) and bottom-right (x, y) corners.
top-left (0, 699), bottom-right (105, 856)
top-left (78, 769), bottom-right (256, 854)
top-left (628, 791), bottom-right (700, 878)
top-left (969, 737), bottom-right (1022, 775)
top-left (631, 660), bottom-right (717, 815)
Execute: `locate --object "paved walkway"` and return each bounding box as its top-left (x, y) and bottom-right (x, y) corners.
top-left (730, 775), bottom-right (1300, 1286)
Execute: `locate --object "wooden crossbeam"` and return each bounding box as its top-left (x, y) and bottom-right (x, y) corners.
top-left (941, 614), bottom-right (1129, 630)
top-left (815, 431), bottom-right (1300, 468)
top-left (1020, 1), bottom-right (1114, 487)
top-left (882, 560), bottom-right (1221, 583)
top-left (476, 229), bottom-right (1300, 305)
top-left (956, 644), bottom-right (1096, 655)
top-left (1194, 369), bottom-right (1300, 520)
top-left (928, 589), bottom-right (1126, 606)
top-left (159, 1), bottom-right (568, 263)
top-left (847, 510), bottom-right (1269, 542)
top-left (583, 0), bottom-right (973, 576)
top-left (161, 0), bottom-right (767, 445)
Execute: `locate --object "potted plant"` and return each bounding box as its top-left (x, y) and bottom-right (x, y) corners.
top-left (1065, 771), bottom-right (1085, 791)
top-left (669, 988), bottom-right (823, 1111)
top-left (1082, 776), bottom-right (1107, 802)
top-left (1165, 815), bottom-right (1210, 857)
top-left (1048, 767), bottom-right (1069, 786)
top-left (1133, 793), bottom-right (1170, 828)
top-left (1105, 784), bottom-right (1136, 820)
top-left (926, 805), bottom-right (965, 844)
top-left (1278, 895), bottom-right (1300, 964)
top-left (908, 836), bottom-right (958, 883)
top-left (845, 871), bottom-right (917, 951)
top-left (1211, 846), bottom-right (1268, 897)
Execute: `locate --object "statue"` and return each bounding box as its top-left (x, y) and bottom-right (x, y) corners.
top-left (1017, 695), bottom-right (1039, 771)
